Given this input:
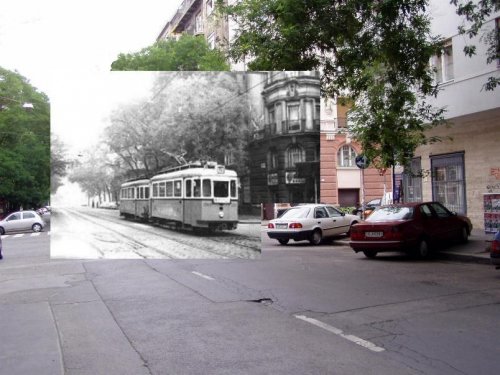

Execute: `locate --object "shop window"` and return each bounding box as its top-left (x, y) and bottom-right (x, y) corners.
top-left (403, 157), bottom-right (423, 203)
top-left (431, 152), bottom-right (465, 214)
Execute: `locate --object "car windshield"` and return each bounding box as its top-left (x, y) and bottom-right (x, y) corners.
top-left (367, 206), bottom-right (414, 222)
top-left (279, 207), bottom-right (311, 219)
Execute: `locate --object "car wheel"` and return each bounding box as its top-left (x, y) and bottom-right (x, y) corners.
top-left (32, 223), bottom-right (42, 233)
top-left (362, 250), bottom-right (377, 258)
top-left (309, 229), bottom-right (322, 245)
top-left (278, 239), bottom-right (289, 245)
top-left (416, 239), bottom-right (430, 259)
top-left (460, 226), bottom-right (469, 244)
top-left (0, 227), bottom-right (4, 235)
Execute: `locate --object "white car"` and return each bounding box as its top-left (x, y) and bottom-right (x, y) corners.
top-left (0, 210), bottom-right (45, 235)
top-left (267, 204), bottom-right (360, 245)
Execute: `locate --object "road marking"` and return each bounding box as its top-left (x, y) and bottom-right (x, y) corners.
top-left (1, 232), bottom-right (50, 239)
top-left (13, 234), bottom-right (24, 238)
top-left (191, 271), bottom-right (215, 281)
top-left (31, 233), bottom-right (41, 237)
top-left (295, 315), bottom-right (385, 353)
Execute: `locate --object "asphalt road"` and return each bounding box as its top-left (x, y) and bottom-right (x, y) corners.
top-left (0, 223), bottom-right (499, 374)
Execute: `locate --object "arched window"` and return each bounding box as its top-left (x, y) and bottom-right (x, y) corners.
top-left (337, 145), bottom-right (357, 167)
top-left (286, 144), bottom-right (305, 169)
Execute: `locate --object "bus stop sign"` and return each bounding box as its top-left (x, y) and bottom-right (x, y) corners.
top-left (355, 155), bottom-right (370, 169)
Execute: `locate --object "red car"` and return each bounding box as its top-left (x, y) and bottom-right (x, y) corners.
top-left (349, 202), bottom-right (472, 258)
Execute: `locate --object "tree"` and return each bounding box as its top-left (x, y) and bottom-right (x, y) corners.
top-left (51, 135), bottom-right (69, 193)
top-left (0, 67), bottom-right (50, 210)
top-left (111, 34), bottom-right (230, 71)
top-left (105, 72), bottom-right (251, 178)
top-left (218, 0), bottom-right (446, 169)
top-left (451, 0), bottom-right (500, 91)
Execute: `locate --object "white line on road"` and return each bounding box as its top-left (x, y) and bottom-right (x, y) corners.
top-left (13, 234), bottom-right (24, 238)
top-left (31, 233), bottom-right (41, 237)
top-left (191, 271), bottom-right (215, 281)
top-left (295, 315), bottom-right (385, 353)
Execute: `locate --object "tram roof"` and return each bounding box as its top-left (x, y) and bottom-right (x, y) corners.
top-left (121, 179), bottom-right (151, 188)
top-left (151, 167), bottom-right (237, 181)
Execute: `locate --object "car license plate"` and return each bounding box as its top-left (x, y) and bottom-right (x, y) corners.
top-left (365, 231), bottom-right (383, 238)
top-left (276, 223), bottom-right (288, 229)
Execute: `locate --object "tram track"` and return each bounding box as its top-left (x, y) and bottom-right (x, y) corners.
top-left (58, 207), bottom-right (260, 259)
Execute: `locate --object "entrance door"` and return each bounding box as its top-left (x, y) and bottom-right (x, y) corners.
top-left (338, 189), bottom-right (359, 207)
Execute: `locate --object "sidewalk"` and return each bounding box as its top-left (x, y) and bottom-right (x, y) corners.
top-left (437, 228), bottom-right (493, 264)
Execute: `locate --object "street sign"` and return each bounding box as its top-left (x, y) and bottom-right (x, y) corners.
top-left (355, 154), bottom-right (370, 169)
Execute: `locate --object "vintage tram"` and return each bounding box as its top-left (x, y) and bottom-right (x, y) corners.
top-left (119, 162), bottom-right (238, 231)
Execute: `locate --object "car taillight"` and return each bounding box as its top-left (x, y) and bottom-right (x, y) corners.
top-left (492, 240), bottom-right (500, 254)
top-left (268, 223), bottom-right (275, 229)
top-left (289, 223), bottom-right (303, 229)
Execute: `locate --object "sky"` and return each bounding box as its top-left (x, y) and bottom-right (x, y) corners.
top-left (0, 0), bottom-right (183, 205)
top-left (0, 0), bottom-right (181, 151)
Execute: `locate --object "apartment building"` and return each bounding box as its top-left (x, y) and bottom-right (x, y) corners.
top-left (405, 2), bottom-right (500, 231)
top-left (157, 0), bottom-right (228, 50)
top-left (319, 98), bottom-right (391, 209)
top-left (248, 72), bottom-right (321, 212)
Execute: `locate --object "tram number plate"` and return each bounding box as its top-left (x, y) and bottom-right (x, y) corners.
top-left (365, 231), bottom-right (383, 238)
top-left (276, 223), bottom-right (288, 229)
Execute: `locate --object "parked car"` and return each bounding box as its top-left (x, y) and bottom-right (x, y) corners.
top-left (490, 231), bottom-right (500, 269)
top-left (267, 204), bottom-right (360, 245)
top-left (349, 201), bottom-right (472, 258)
top-left (352, 193), bottom-right (393, 218)
top-left (0, 210), bottom-right (45, 235)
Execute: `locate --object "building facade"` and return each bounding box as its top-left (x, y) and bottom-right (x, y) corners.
top-left (157, 0), bottom-right (228, 50)
top-left (248, 72), bottom-right (321, 209)
top-left (404, 2), bottom-right (500, 231)
top-left (320, 98), bottom-right (392, 209)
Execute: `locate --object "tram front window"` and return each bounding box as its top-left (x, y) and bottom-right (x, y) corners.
top-left (214, 181), bottom-right (229, 197)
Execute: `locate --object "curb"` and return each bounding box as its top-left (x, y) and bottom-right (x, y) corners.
top-left (437, 251), bottom-right (492, 265)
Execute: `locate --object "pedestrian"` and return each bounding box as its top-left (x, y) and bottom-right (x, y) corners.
top-left (0, 237), bottom-right (3, 260)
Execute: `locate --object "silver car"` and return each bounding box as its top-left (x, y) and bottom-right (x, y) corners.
top-left (267, 204), bottom-right (360, 245)
top-left (0, 210), bottom-right (45, 235)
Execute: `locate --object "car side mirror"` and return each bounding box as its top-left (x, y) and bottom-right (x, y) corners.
top-left (451, 211), bottom-right (457, 216)
top-left (341, 212), bottom-right (345, 216)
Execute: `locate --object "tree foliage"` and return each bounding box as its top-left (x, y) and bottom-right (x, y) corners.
top-left (51, 135), bottom-right (69, 193)
top-left (0, 67), bottom-right (50, 210)
top-left (104, 73), bottom-right (250, 179)
top-left (111, 34), bottom-right (230, 71)
top-left (68, 144), bottom-right (121, 203)
top-left (219, 0), bottom-right (447, 168)
top-left (451, 0), bottom-right (500, 91)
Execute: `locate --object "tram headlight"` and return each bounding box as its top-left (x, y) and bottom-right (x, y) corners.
top-left (219, 211), bottom-right (224, 218)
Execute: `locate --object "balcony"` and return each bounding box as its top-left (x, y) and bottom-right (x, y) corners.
top-left (170, 0), bottom-right (202, 33)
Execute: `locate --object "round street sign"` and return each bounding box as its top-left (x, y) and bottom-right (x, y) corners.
top-left (355, 154), bottom-right (370, 169)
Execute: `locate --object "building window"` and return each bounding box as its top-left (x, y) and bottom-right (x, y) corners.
top-left (285, 144), bottom-right (305, 169)
top-left (403, 157), bottom-right (423, 203)
top-left (287, 103), bottom-right (300, 131)
top-left (267, 149), bottom-right (278, 170)
top-left (206, 0), bottom-right (214, 16)
top-left (195, 13), bottom-right (203, 34)
top-left (431, 152), bottom-right (466, 214)
top-left (207, 32), bottom-right (215, 49)
top-left (337, 145), bottom-right (357, 167)
top-left (432, 39), bottom-right (454, 83)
